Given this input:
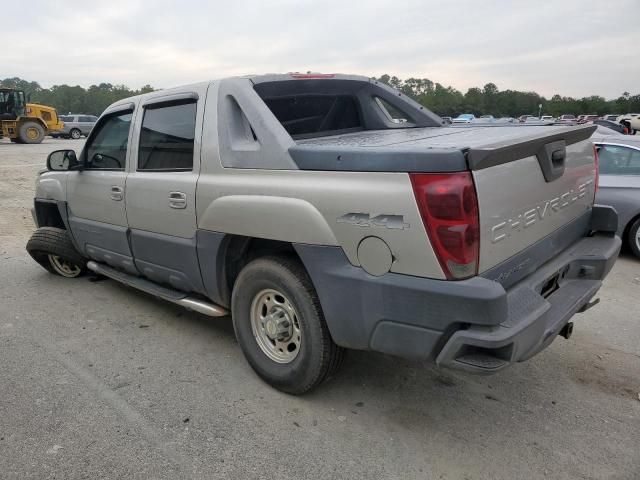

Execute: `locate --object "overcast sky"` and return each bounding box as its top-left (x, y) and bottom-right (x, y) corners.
top-left (4, 0), bottom-right (639, 99)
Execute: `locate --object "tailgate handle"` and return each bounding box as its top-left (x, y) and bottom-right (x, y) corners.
top-left (537, 140), bottom-right (566, 182)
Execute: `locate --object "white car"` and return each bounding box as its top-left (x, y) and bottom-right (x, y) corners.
top-left (619, 113), bottom-right (640, 133)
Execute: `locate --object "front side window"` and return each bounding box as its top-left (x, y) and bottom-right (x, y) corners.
top-left (597, 144), bottom-right (640, 175)
top-left (84, 110), bottom-right (132, 170)
top-left (138, 100), bottom-right (196, 171)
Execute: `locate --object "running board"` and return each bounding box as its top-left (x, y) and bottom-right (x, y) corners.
top-left (86, 261), bottom-right (228, 317)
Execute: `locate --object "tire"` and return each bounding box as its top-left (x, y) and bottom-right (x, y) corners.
top-left (69, 128), bottom-right (81, 140)
top-left (18, 121), bottom-right (45, 144)
top-left (231, 255), bottom-right (344, 394)
top-left (26, 227), bottom-right (87, 278)
top-left (628, 218), bottom-right (640, 259)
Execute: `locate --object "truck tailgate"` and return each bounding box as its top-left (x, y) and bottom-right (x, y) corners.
top-left (467, 125), bottom-right (597, 274)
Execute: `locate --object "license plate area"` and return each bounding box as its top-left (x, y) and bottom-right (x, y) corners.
top-left (538, 265), bottom-right (570, 299)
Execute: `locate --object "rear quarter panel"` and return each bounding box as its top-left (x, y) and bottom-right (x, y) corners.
top-left (197, 81), bottom-right (444, 278)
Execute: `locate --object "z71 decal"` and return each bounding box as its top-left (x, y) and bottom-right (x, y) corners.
top-left (337, 213), bottom-right (409, 230)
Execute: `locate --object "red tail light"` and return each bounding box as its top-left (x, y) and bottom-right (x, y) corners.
top-left (593, 144), bottom-right (599, 200)
top-left (289, 73), bottom-right (335, 79)
top-left (410, 172), bottom-right (480, 280)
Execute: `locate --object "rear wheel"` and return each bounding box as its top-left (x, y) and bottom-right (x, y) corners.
top-left (628, 218), bottom-right (640, 258)
top-left (26, 227), bottom-right (86, 277)
top-left (231, 255), bottom-right (344, 394)
top-left (18, 121), bottom-right (45, 144)
top-left (70, 128), bottom-right (81, 139)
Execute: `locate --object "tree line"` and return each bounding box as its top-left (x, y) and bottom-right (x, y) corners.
top-left (378, 74), bottom-right (640, 118)
top-left (1, 77), bottom-right (154, 116)
top-left (2, 75), bottom-right (639, 118)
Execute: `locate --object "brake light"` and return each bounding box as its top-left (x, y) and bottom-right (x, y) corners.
top-left (593, 144), bottom-right (599, 200)
top-left (410, 172), bottom-right (480, 280)
top-left (289, 73), bottom-right (335, 79)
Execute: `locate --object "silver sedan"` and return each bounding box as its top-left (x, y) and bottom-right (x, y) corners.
top-left (592, 131), bottom-right (640, 257)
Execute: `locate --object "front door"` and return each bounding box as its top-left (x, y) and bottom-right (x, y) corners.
top-left (66, 106), bottom-right (138, 274)
top-left (125, 88), bottom-right (207, 293)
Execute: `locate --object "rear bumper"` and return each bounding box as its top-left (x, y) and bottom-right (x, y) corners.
top-left (294, 206), bottom-right (621, 373)
top-left (435, 232), bottom-right (620, 373)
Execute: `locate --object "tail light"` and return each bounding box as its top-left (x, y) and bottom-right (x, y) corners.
top-left (410, 172), bottom-right (480, 280)
top-left (289, 73), bottom-right (335, 79)
top-left (593, 144), bottom-right (599, 200)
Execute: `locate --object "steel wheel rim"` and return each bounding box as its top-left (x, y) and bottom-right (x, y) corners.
top-left (250, 288), bottom-right (301, 364)
top-left (48, 254), bottom-right (82, 277)
top-left (27, 127), bottom-right (40, 140)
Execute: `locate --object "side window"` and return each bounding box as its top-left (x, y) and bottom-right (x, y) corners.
top-left (137, 100), bottom-right (197, 171)
top-left (629, 149), bottom-right (640, 172)
top-left (79, 116), bottom-right (93, 122)
top-left (375, 97), bottom-right (412, 124)
top-left (84, 110), bottom-right (132, 170)
top-left (597, 144), bottom-right (640, 175)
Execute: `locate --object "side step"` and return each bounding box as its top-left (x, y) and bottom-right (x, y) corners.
top-left (86, 261), bottom-right (228, 317)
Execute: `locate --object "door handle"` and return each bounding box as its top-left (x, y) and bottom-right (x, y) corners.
top-left (110, 186), bottom-right (124, 201)
top-left (169, 191), bottom-right (187, 209)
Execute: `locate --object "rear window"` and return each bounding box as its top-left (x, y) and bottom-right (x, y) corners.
top-left (138, 100), bottom-right (196, 171)
top-left (262, 94), bottom-right (361, 138)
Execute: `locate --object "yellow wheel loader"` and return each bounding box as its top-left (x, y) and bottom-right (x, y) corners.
top-left (0, 88), bottom-right (64, 144)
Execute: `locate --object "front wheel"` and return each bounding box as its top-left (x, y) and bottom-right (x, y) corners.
top-left (231, 255), bottom-right (344, 394)
top-left (70, 128), bottom-right (82, 139)
top-left (26, 227), bottom-right (87, 277)
top-left (628, 218), bottom-right (640, 258)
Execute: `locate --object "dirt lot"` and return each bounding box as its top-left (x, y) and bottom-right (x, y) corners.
top-left (0, 137), bottom-right (639, 480)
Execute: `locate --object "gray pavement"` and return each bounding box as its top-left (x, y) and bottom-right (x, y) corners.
top-left (1, 137), bottom-right (639, 479)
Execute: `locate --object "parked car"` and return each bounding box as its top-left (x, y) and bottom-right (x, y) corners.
top-left (452, 113), bottom-right (475, 124)
top-left (51, 114), bottom-right (98, 139)
top-left (618, 113), bottom-right (640, 134)
top-left (26, 73), bottom-right (620, 394)
top-left (517, 115), bottom-right (533, 123)
top-left (592, 135), bottom-right (640, 257)
top-left (540, 115), bottom-right (555, 122)
top-left (475, 115), bottom-right (496, 124)
top-left (557, 114), bottom-right (577, 124)
top-left (441, 116), bottom-right (452, 124)
top-left (578, 115), bottom-right (599, 124)
top-left (601, 114), bottom-right (621, 122)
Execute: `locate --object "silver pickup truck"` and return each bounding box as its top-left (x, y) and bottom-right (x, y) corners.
top-left (27, 73), bottom-right (621, 394)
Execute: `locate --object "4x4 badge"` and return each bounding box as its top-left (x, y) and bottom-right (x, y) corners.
top-left (337, 213), bottom-right (409, 230)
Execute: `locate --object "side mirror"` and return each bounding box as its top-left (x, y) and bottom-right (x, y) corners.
top-left (47, 150), bottom-right (79, 171)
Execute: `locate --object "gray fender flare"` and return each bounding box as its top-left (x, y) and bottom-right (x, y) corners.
top-left (199, 195), bottom-right (339, 246)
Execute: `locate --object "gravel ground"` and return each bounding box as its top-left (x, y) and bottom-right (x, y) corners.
top-left (0, 137), bottom-right (639, 480)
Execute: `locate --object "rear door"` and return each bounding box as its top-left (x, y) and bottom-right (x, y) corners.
top-left (66, 104), bottom-right (138, 274)
top-left (125, 86), bottom-right (208, 294)
top-left (78, 115), bottom-right (95, 135)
